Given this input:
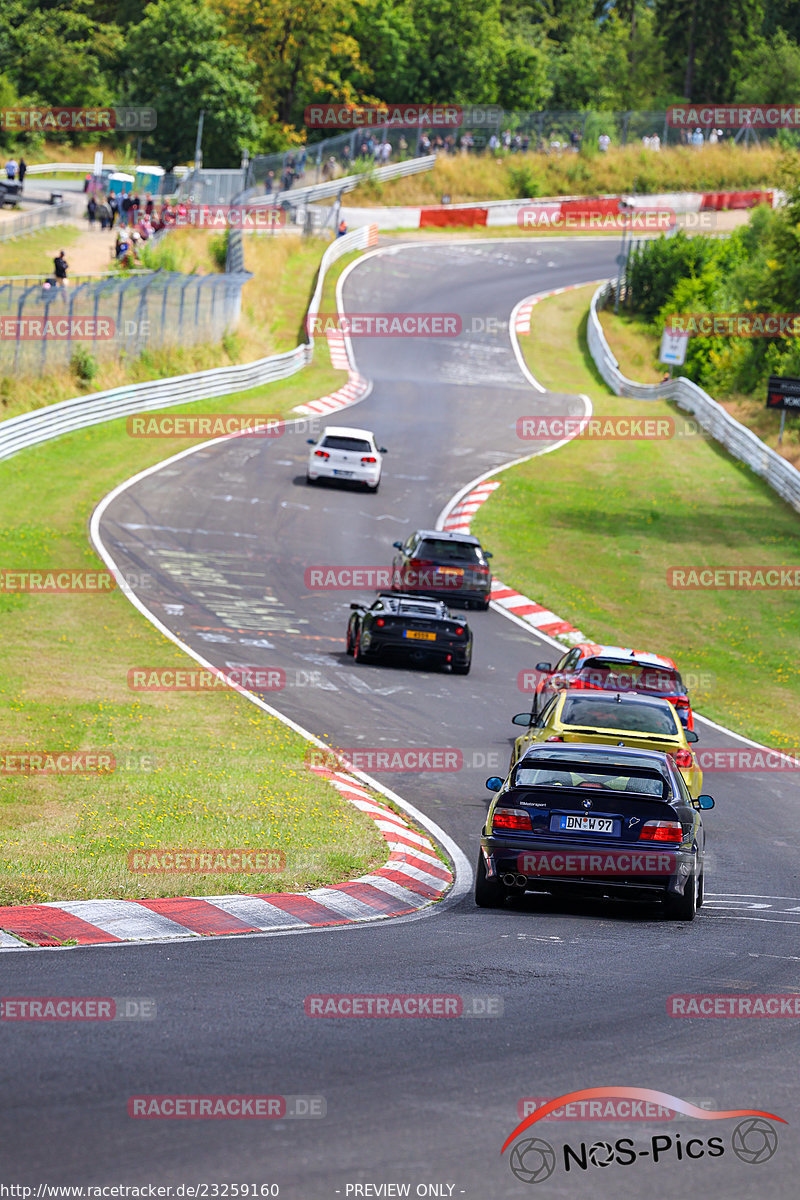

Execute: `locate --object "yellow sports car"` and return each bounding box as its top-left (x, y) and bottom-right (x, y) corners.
top-left (511, 689), bottom-right (703, 797)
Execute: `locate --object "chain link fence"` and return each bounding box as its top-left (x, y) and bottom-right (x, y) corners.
top-left (0, 268), bottom-right (251, 376)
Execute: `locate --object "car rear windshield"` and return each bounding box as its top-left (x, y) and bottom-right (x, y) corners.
top-left (580, 658), bottom-right (686, 696)
top-left (321, 436), bottom-right (372, 452)
top-left (512, 763), bottom-right (666, 796)
top-left (560, 696), bottom-right (680, 735)
top-left (416, 539), bottom-right (483, 563)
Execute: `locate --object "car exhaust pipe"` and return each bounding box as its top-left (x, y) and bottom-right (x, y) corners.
top-left (502, 873), bottom-right (518, 887)
top-left (516, 874), bottom-right (527, 888)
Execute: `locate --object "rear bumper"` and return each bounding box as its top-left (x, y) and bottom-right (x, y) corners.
top-left (308, 461), bottom-right (380, 485)
top-left (481, 834), bottom-right (697, 897)
top-left (362, 631), bottom-right (471, 664)
top-left (392, 580), bottom-right (491, 604)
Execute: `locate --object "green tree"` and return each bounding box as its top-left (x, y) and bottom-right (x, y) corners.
top-left (655, 0), bottom-right (764, 101)
top-left (123, 0), bottom-right (262, 167)
top-left (0, 0), bottom-right (120, 111)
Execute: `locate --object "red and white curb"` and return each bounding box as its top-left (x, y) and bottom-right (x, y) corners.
top-left (326, 330), bottom-right (350, 370)
top-left (441, 481), bottom-right (500, 533)
top-left (293, 369), bottom-right (369, 418)
top-left (440, 479), bottom-right (585, 645)
top-left (0, 766), bottom-right (452, 951)
top-left (293, 316), bottom-right (370, 418)
top-left (514, 279), bottom-right (606, 335)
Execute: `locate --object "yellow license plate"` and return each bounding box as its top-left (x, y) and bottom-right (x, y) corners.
top-left (404, 630), bottom-right (436, 641)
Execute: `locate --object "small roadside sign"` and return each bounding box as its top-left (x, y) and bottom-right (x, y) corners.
top-left (659, 327), bottom-right (689, 365)
top-left (766, 375), bottom-right (800, 411)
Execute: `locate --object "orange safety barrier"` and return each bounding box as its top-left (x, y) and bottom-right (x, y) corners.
top-left (419, 207), bottom-right (489, 227)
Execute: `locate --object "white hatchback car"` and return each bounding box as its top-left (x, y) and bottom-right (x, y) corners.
top-left (306, 425), bottom-right (386, 492)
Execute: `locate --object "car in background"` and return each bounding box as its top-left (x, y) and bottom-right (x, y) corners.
top-left (391, 529), bottom-right (492, 610)
top-left (475, 743), bottom-right (714, 920)
top-left (510, 690), bottom-right (702, 796)
top-left (306, 425), bottom-right (386, 491)
top-left (346, 592), bottom-right (473, 674)
top-left (528, 642), bottom-right (694, 729)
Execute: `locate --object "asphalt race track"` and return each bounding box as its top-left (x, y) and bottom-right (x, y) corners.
top-left (3, 238), bottom-right (799, 1197)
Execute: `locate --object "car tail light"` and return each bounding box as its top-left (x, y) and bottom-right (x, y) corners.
top-left (545, 735), bottom-right (564, 742)
top-left (314, 450), bottom-right (329, 459)
top-left (672, 749), bottom-right (693, 768)
top-left (409, 559), bottom-right (436, 569)
top-left (376, 618), bottom-right (385, 627)
top-left (361, 456), bottom-right (377, 463)
top-left (455, 626), bottom-right (464, 636)
top-left (492, 807), bottom-right (532, 832)
top-left (639, 820), bottom-right (683, 843)
top-left (474, 565), bottom-right (489, 575)
top-left (674, 697), bottom-right (690, 708)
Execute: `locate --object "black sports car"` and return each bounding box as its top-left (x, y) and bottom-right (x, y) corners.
top-left (475, 743), bottom-right (714, 920)
top-left (346, 593), bottom-right (473, 674)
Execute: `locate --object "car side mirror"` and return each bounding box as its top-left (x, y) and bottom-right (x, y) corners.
top-left (379, 447), bottom-right (388, 454)
top-left (349, 602), bottom-right (362, 610)
top-left (306, 438), bottom-right (315, 445)
top-left (536, 661), bottom-right (552, 673)
top-left (696, 794), bottom-right (715, 810)
top-left (486, 776), bottom-right (504, 792)
top-left (512, 713), bottom-right (535, 726)
top-left (484, 551), bottom-right (493, 558)
top-left (392, 541), bottom-right (402, 550)
top-left (686, 730), bottom-right (699, 743)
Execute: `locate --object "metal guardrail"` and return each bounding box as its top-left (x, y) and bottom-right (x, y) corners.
top-left (0, 224), bottom-right (376, 462)
top-left (0, 203), bottom-right (70, 242)
top-left (245, 154), bottom-right (437, 211)
top-left (587, 282), bottom-right (800, 514)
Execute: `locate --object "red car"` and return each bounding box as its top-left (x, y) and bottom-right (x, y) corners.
top-left (528, 642), bottom-right (695, 730)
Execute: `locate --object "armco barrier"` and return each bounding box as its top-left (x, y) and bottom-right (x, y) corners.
top-left (340, 189), bottom-right (776, 231)
top-left (0, 224), bottom-right (378, 463)
top-left (587, 282), bottom-right (800, 514)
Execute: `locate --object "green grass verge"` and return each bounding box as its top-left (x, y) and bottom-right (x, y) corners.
top-left (0, 226), bottom-right (80, 276)
top-left (471, 284), bottom-right (800, 749)
top-left (0, 248), bottom-right (392, 906)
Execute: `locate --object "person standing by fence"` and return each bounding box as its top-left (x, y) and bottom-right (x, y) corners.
top-left (53, 251), bottom-right (68, 290)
